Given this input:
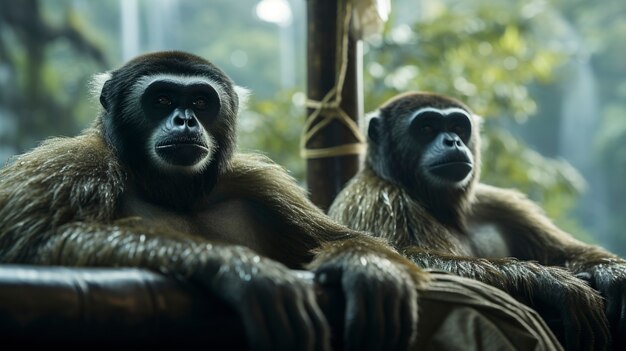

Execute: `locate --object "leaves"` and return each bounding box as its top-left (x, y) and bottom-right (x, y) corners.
top-left (238, 0), bottom-right (590, 241)
top-left (238, 90), bottom-right (306, 182)
top-left (363, 0), bottom-right (565, 120)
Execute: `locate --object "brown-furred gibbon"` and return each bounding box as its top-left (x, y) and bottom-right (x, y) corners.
top-left (329, 91), bottom-right (621, 350)
top-left (0, 52), bottom-right (429, 351)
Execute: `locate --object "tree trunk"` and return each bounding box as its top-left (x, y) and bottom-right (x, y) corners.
top-left (305, 0), bottom-right (363, 211)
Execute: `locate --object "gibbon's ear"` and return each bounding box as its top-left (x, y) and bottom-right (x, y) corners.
top-left (234, 85), bottom-right (251, 114)
top-left (472, 114), bottom-right (484, 129)
top-left (367, 113), bottom-right (381, 145)
top-left (90, 72), bottom-right (113, 111)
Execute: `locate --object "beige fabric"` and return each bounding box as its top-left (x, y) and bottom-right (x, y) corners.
top-left (415, 272), bottom-right (562, 351)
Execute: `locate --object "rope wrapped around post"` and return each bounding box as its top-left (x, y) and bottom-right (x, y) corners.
top-left (301, 0), bottom-right (366, 159)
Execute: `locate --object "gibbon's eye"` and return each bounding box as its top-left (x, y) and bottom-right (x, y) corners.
top-left (192, 97), bottom-right (208, 110)
top-left (421, 125), bottom-right (434, 135)
top-left (156, 96), bottom-right (172, 106)
top-left (452, 124), bottom-right (465, 138)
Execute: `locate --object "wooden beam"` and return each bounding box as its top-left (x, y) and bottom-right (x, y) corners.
top-left (305, 0), bottom-right (363, 211)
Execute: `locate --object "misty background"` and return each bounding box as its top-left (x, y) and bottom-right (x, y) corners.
top-left (1, 0), bottom-right (625, 254)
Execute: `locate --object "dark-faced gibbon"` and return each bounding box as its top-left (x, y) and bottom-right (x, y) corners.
top-left (0, 52), bottom-right (429, 351)
top-left (329, 91), bottom-right (625, 350)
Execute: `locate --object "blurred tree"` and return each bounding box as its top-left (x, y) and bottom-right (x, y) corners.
top-left (1, 0), bottom-right (622, 249)
top-left (238, 90), bottom-right (306, 182)
top-left (359, 0), bottom-right (592, 239)
top-left (0, 0), bottom-right (307, 162)
top-left (558, 0), bottom-right (626, 253)
top-left (363, 0), bottom-right (562, 116)
top-left (509, 0), bottom-right (626, 252)
top-left (235, 0), bottom-right (595, 241)
top-left (0, 0), bottom-right (107, 158)
top-left (238, 0), bottom-right (593, 242)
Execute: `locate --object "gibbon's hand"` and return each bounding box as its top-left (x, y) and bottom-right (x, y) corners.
top-left (577, 262), bottom-right (626, 350)
top-left (314, 253), bottom-right (419, 351)
top-left (502, 262), bottom-right (610, 351)
top-left (198, 246), bottom-right (330, 351)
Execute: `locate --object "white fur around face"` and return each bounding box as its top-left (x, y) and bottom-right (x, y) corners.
top-left (411, 107), bottom-right (470, 118)
top-left (147, 127), bottom-right (217, 174)
top-left (421, 151), bottom-right (475, 189)
top-left (127, 74), bottom-right (223, 174)
top-left (91, 72), bottom-right (246, 174)
top-left (89, 72), bottom-right (112, 102)
top-left (234, 85), bottom-right (250, 114)
top-left (413, 107), bottom-right (475, 188)
top-left (125, 74), bottom-right (228, 119)
top-left (91, 72), bottom-right (250, 115)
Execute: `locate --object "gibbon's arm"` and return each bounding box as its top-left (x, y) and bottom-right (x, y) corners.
top-left (329, 170), bottom-right (609, 351)
top-left (0, 134), bottom-right (330, 351)
top-left (0, 131), bottom-right (121, 261)
top-left (401, 246), bottom-right (608, 351)
top-left (470, 183), bottom-right (624, 267)
top-left (471, 183), bottom-right (626, 348)
top-left (219, 153), bottom-right (428, 351)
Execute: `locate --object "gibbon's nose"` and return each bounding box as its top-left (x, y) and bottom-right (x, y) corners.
top-left (442, 133), bottom-right (463, 148)
top-left (171, 108), bottom-right (199, 131)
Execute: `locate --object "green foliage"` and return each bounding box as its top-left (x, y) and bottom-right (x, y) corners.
top-left (481, 127), bottom-right (585, 203)
top-left (0, 0), bottom-right (107, 152)
top-left (481, 125), bottom-right (591, 241)
top-left (359, 0), bottom-right (590, 240)
top-left (595, 103), bottom-right (626, 168)
top-left (238, 90), bottom-right (306, 181)
top-left (364, 0), bottom-right (564, 119)
top-left (556, 0), bottom-right (626, 252)
top-left (4, 0), bottom-right (623, 247)
top-left (239, 0), bottom-right (591, 240)
top-left (595, 102), bottom-right (626, 245)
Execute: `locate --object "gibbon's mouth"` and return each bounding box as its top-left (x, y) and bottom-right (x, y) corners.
top-left (156, 142), bottom-right (209, 151)
top-left (155, 141), bottom-right (210, 166)
top-left (428, 162), bottom-right (473, 182)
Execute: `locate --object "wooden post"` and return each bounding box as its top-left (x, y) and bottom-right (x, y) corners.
top-left (305, 0), bottom-right (363, 212)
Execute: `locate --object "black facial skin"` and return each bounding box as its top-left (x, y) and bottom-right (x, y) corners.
top-left (98, 51), bottom-right (239, 209)
top-left (142, 81), bottom-right (221, 167)
top-left (367, 93), bottom-right (480, 228)
top-left (410, 108), bottom-right (474, 184)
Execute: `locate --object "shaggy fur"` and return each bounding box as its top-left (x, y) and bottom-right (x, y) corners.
top-left (0, 52), bottom-right (427, 351)
top-left (329, 91), bottom-right (625, 350)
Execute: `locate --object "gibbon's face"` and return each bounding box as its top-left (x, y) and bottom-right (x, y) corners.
top-left (137, 74), bottom-right (221, 173)
top-left (407, 105), bottom-right (474, 187)
top-left (368, 92), bottom-right (479, 194)
top-left (96, 52), bottom-right (247, 177)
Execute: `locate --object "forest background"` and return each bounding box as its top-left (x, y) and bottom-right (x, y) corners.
top-left (1, 0), bottom-right (625, 254)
